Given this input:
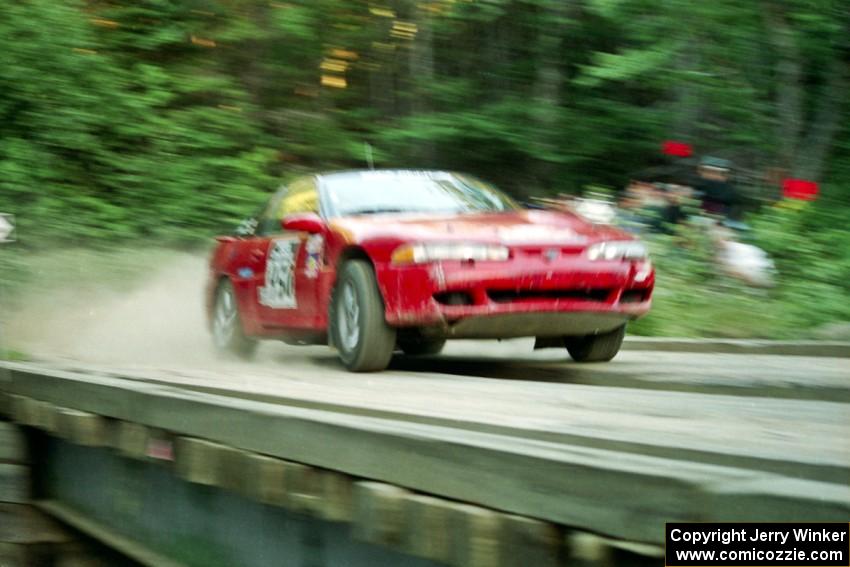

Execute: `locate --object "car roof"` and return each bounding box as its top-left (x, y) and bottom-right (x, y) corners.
top-left (316, 169), bottom-right (459, 184)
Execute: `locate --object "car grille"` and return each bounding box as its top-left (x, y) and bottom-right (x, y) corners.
top-left (512, 246), bottom-right (585, 259)
top-left (487, 288), bottom-right (613, 304)
top-left (619, 289), bottom-right (651, 303)
top-left (434, 291), bottom-right (475, 306)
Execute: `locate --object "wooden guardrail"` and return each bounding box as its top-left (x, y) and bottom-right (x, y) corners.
top-left (0, 361), bottom-right (848, 565)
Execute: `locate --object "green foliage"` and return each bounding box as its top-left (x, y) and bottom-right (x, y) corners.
top-left (749, 198), bottom-right (850, 329)
top-left (0, 0), bottom-right (848, 337)
top-left (0, 0), bottom-right (274, 246)
top-left (631, 195), bottom-right (850, 338)
top-left (1, 0), bottom-right (847, 246)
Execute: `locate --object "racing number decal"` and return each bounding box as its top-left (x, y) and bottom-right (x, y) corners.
top-left (259, 238), bottom-right (300, 308)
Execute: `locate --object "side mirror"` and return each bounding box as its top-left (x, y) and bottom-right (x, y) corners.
top-left (281, 213), bottom-right (326, 234)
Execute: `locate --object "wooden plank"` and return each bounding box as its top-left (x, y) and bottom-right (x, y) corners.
top-left (1, 363), bottom-right (848, 544)
top-left (37, 359), bottom-right (847, 482)
top-left (0, 542), bottom-right (30, 567)
top-left (114, 421), bottom-right (149, 459)
top-left (622, 337), bottom-right (850, 357)
top-left (242, 453), bottom-right (288, 506)
top-left (317, 470), bottom-right (354, 522)
top-left (36, 500), bottom-right (188, 567)
top-left (0, 464), bottom-right (30, 504)
top-left (500, 514), bottom-right (560, 567)
top-left (352, 482), bottom-right (408, 549)
top-left (0, 393), bottom-right (10, 418)
top-left (403, 494), bottom-right (454, 563)
top-left (0, 421), bottom-right (27, 464)
top-left (448, 503), bottom-right (501, 567)
top-left (56, 408), bottom-right (108, 447)
top-left (0, 502), bottom-right (72, 544)
top-left (175, 437), bottom-right (223, 487)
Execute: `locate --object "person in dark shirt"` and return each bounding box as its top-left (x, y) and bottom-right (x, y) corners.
top-left (660, 184), bottom-right (689, 229)
top-left (696, 157), bottom-right (736, 216)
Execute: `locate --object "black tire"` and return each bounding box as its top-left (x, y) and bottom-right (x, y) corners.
top-left (211, 279), bottom-right (258, 359)
top-left (398, 337), bottom-right (446, 356)
top-left (330, 260), bottom-right (397, 372)
top-left (564, 325), bottom-right (626, 363)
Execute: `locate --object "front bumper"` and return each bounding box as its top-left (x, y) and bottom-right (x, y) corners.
top-left (378, 257), bottom-right (653, 338)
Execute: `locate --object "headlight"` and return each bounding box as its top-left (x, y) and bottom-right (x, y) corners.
top-left (586, 241), bottom-right (648, 261)
top-left (391, 242), bottom-right (509, 264)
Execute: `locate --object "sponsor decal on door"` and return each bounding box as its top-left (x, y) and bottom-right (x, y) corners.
top-left (259, 238), bottom-right (300, 308)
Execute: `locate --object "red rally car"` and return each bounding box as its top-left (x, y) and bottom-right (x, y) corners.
top-left (206, 170), bottom-right (654, 372)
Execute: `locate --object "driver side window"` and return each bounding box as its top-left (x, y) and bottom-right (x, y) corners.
top-left (256, 177), bottom-right (319, 236)
top-left (256, 189), bottom-right (288, 236)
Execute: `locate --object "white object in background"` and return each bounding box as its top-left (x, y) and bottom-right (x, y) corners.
top-left (573, 198), bottom-right (617, 225)
top-left (0, 214), bottom-right (15, 243)
top-left (718, 240), bottom-right (775, 287)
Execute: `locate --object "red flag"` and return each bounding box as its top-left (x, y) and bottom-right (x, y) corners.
top-left (782, 179), bottom-right (819, 201)
top-left (662, 140), bottom-right (692, 158)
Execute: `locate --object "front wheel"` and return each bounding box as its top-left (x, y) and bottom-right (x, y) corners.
top-left (212, 279), bottom-right (258, 359)
top-left (564, 325), bottom-right (626, 363)
top-left (330, 260), bottom-right (396, 372)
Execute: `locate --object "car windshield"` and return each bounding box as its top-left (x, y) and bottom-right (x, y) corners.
top-left (322, 171), bottom-right (519, 217)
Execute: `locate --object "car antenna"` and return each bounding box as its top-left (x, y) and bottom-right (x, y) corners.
top-left (364, 142), bottom-right (374, 170)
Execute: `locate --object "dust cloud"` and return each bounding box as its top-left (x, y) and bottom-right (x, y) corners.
top-left (6, 252), bottom-right (220, 366)
top-left (2, 249), bottom-right (532, 373)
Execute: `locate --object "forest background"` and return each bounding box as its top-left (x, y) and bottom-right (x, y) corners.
top-left (1, 0), bottom-right (849, 338)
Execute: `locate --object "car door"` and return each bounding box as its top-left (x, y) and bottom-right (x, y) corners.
top-left (223, 192), bottom-right (285, 335)
top-left (254, 176), bottom-right (322, 330)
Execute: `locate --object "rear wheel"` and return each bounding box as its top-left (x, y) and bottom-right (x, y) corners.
top-left (330, 260), bottom-right (396, 372)
top-left (212, 279), bottom-right (257, 359)
top-left (398, 337), bottom-right (446, 356)
top-left (564, 325), bottom-right (626, 362)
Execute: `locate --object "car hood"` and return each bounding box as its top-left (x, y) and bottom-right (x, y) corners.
top-left (330, 209), bottom-right (632, 246)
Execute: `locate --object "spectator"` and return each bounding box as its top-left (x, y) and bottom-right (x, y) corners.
top-left (696, 156), bottom-right (737, 217)
top-left (659, 184), bottom-right (690, 229)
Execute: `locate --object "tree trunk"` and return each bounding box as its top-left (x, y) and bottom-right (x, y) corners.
top-left (763, 3), bottom-right (804, 173)
top-left (794, 57), bottom-right (847, 180)
top-left (409, 7), bottom-right (436, 164)
top-left (531, 0), bottom-right (571, 186)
